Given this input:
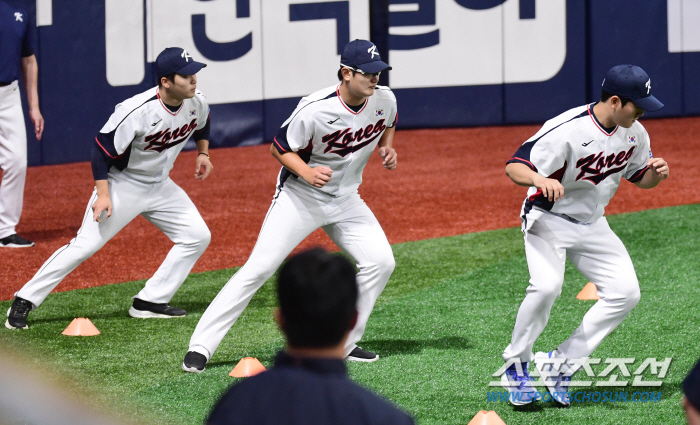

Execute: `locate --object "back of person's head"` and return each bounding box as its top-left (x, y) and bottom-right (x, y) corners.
top-left (277, 248), bottom-right (358, 348)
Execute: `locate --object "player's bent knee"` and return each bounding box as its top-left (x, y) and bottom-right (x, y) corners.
top-left (4, 157), bottom-right (27, 175)
top-left (375, 252), bottom-right (396, 275)
top-left (197, 226), bottom-right (212, 248)
top-left (527, 280), bottom-right (563, 300)
top-left (624, 285), bottom-right (641, 309)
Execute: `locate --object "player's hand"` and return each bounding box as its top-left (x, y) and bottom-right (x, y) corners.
top-left (29, 107), bottom-right (44, 140)
top-left (195, 155), bottom-right (213, 180)
top-left (378, 147), bottom-right (397, 170)
top-left (532, 175), bottom-right (565, 202)
top-left (647, 157), bottom-right (669, 180)
top-left (92, 195), bottom-right (113, 223)
top-left (304, 166), bottom-right (333, 188)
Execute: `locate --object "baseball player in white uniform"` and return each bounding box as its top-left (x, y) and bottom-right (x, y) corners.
top-left (500, 65), bottom-right (669, 406)
top-left (182, 39), bottom-right (398, 373)
top-left (6, 48), bottom-right (213, 330)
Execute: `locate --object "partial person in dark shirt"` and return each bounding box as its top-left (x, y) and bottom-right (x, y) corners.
top-left (207, 248), bottom-right (414, 425)
top-left (684, 358), bottom-right (700, 425)
top-left (0, 0), bottom-right (44, 248)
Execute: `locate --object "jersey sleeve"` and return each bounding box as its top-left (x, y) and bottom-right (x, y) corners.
top-left (624, 128), bottom-right (651, 182)
top-left (95, 103), bottom-right (146, 158)
top-left (193, 92), bottom-right (211, 141)
top-left (384, 87), bottom-right (398, 128)
top-left (21, 8), bottom-right (35, 57)
top-left (507, 127), bottom-right (569, 177)
top-left (273, 99), bottom-right (314, 153)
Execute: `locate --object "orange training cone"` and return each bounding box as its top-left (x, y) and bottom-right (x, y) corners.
top-left (576, 282), bottom-right (600, 300)
top-left (229, 357), bottom-right (266, 377)
top-left (62, 318), bottom-right (100, 336)
top-left (467, 410), bottom-right (507, 425)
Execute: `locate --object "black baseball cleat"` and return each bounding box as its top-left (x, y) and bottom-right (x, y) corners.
top-left (346, 347), bottom-right (379, 362)
top-left (6, 297), bottom-right (33, 329)
top-left (182, 351), bottom-right (207, 373)
top-left (128, 298), bottom-right (186, 318)
top-left (0, 234), bottom-right (35, 248)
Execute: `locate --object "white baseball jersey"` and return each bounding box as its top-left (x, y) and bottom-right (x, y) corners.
top-left (272, 84), bottom-right (397, 196)
top-left (95, 86), bottom-right (210, 184)
top-left (508, 103), bottom-right (652, 224)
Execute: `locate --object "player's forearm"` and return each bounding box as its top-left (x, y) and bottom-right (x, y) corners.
top-left (196, 139), bottom-right (210, 156)
top-left (506, 163), bottom-right (542, 187)
top-left (634, 170), bottom-right (662, 189)
top-left (377, 126), bottom-right (395, 149)
top-left (20, 55), bottom-right (40, 110)
top-left (270, 144), bottom-right (312, 179)
top-left (95, 180), bottom-right (109, 197)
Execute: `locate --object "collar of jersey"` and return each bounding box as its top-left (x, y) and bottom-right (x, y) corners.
top-left (335, 84), bottom-right (368, 115)
top-left (156, 88), bottom-right (184, 116)
top-left (587, 103), bottom-right (618, 136)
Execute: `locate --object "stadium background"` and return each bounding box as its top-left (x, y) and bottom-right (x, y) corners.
top-left (2, 1), bottom-right (700, 424)
top-left (16, 0), bottom-right (700, 166)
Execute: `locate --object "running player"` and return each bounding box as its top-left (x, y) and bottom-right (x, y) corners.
top-left (500, 65), bottom-right (669, 407)
top-left (182, 39), bottom-right (397, 373)
top-left (6, 47), bottom-right (213, 329)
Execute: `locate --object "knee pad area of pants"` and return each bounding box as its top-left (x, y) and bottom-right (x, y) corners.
top-left (526, 281), bottom-right (564, 300)
top-left (369, 253), bottom-right (396, 277)
top-left (1, 158), bottom-right (27, 174)
top-left (182, 224), bottom-right (211, 249)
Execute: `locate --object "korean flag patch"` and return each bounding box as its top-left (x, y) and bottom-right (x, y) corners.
top-left (375, 109), bottom-right (384, 117)
top-left (628, 135), bottom-right (637, 144)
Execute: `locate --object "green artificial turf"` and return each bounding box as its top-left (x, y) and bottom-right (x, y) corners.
top-left (2, 204), bottom-right (699, 424)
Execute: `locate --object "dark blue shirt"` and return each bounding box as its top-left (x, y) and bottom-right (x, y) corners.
top-left (0, 0), bottom-right (35, 83)
top-left (207, 351), bottom-right (415, 425)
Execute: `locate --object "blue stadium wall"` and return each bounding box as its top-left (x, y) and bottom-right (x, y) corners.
top-left (13, 0), bottom-right (700, 166)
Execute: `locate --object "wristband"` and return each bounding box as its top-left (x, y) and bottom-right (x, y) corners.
top-left (198, 152), bottom-right (210, 158)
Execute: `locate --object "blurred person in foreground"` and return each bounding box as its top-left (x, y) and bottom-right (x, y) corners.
top-left (206, 248), bottom-right (414, 425)
top-left (684, 358), bottom-right (700, 425)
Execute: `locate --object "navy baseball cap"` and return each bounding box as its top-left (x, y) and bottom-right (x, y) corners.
top-left (340, 39), bottom-right (391, 74)
top-left (155, 47), bottom-right (207, 79)
top-left (602, 64), bottom-right (663, 112)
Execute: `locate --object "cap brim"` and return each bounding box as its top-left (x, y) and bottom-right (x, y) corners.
top-left (357, 60), bottom-right (392, 74)
top-left (633, 95), bottom-right (664, 112)
top-left (176, 61), bottom-right (207, 76)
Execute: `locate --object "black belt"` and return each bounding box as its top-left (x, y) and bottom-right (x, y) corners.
top-left (0, 81), bottom-right (15, 87)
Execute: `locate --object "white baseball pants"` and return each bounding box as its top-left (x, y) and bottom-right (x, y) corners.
top-left (188, 179), bottom-right (395, 360)
top-left (503, 209), bottom-right (640, 363)
top-left (0, 81), bottom-right (28, 239)
top-left (17, 175), bottom-right (211, 307)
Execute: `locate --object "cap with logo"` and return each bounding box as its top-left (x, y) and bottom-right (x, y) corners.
top-left (155, 47), bottom-right (207, 79)
top-left (340, 39), bottom-right (391, 74)
top-left (602, 64), bottom-right (663, 112)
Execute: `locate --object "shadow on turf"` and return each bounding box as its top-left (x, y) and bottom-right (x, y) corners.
top-left (361, 336), bottom-right (472, 357)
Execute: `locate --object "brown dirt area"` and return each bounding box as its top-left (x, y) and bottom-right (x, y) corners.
top-left (2, 117), bottom-right (698, 300)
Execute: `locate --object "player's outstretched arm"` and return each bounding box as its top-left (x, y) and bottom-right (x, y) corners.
top-left (269, 144), bottom-right (332, 188)
top-left (505, 162), bottom-right (564, 202)
top-left (194, 139), bottom-right (213, 180)
top-left (377, 126), bottom-right (397, 170)
top-left (92, 180), bottom-right (112, 222)
top-left (634, 157), bottom-right (669, 189)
